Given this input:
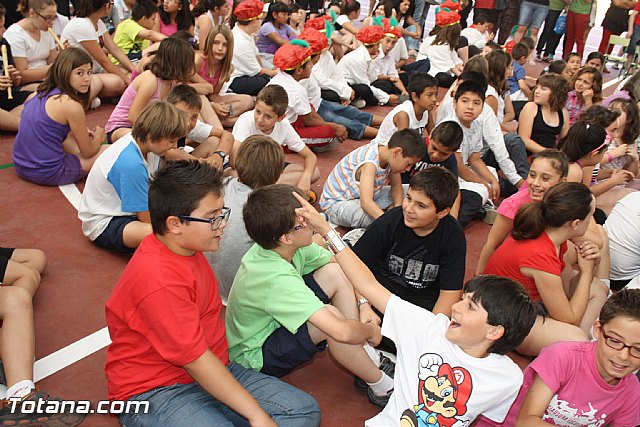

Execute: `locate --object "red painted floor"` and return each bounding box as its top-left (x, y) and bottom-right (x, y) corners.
top-left (0, 63), bottom-right (625, 425)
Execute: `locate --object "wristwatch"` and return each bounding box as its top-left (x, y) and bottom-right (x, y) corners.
top-left (213, 150), bottom-right (226, 159)
top-left (357, 297), bottom-right (369, 307)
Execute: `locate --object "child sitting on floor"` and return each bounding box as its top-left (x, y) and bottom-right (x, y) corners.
top-left (105, 161), bottom-right (320, 427)
top-left (12, 48), bottom-right (107, 186)
top-left (228, 0), bottom-right (277, 96)
top-left (231, 84), bottom-right (319, 195)
top-left (0, 247), bottom-right (85, 426)
top-left (291, 191), bottom-right (538, 426)
top-left (112, 0), bottom-right (166, 63)
top-left (298, 27), bottom-right (384, 143)
top-left (371, 72), bottom-right (438, 147)
top-left (78, 102), bottom-right (188, 253)
top-left (267, 40), bottom-right (346, 150)
top-left (208, 135), bottom-right (284, 303)
top-left (351, 167), bottom-right (466, 316)
top-left (565, 66), bottom-right (603, 126)
top-left (226, 184), bottom-right (395, 408)
top-left (320, 129), bottom-right (426, 228)
top-left (337, 25), bottom-right (402, 106)
top-left (476, 288), bottom-right (640, 426)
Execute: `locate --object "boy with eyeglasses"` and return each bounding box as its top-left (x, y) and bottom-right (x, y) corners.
top-left (476, 288), bottom-right (640, 427)
top-left (106, 161), bottom-right (320, 427)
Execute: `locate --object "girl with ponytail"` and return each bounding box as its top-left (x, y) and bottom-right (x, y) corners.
top-left (484, 182), bottom-right (608, 356)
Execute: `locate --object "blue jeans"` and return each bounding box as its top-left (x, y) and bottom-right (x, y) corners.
top-left (317, 100), bottom-right (373, 140)
top-left (118, 363), bottom-right (321, 427)
top-left (518, 1), bottom-right (549, 29)
top-left (404, 25), bottom-right (420, 52)
top-left (626, 24), bottom-right (640, 55)
top-left (412, 0), bottom-right (429, 38)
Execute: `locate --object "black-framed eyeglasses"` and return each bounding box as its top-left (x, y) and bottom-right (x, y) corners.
top-left (178, 207), bottom-right (231, 231)
top-left (36, 11), bottom-right (56, 21)
top-left (600, 326), bottom-right (640, 358)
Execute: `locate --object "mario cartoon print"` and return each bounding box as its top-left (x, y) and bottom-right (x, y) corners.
top-left (400, 353), bottom-right (473, 427)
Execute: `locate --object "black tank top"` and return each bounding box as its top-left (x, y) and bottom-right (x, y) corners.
top-left (532, 104), bottom-right (563, 149)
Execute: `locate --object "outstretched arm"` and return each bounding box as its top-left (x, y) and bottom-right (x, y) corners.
top-left (293, 192), bottom-right (393, 314)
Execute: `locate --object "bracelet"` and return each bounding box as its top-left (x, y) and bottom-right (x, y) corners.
top-left (357, 297), bottom-right (369, 307)
top-left (323, 228), bottom-right (347, 255)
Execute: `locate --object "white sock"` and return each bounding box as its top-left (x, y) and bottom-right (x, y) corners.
top-left (363, 344), bottom-right (381, 367)
top-left (6, 380), bottom-right (35, 399)
top-left (367, 372), bottom-right (393, 396)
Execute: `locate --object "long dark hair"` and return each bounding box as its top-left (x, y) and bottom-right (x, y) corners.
top-left (512, 182), bottom-right (593, 240)
top-left (559, 121), bottom-right (608, 162)
top-left (147, 38), bottom-right (195, 83)
top-left (263, 1), bottom-right (290, 25)
top-left (38, 47), bottom-right (92, 110)
top-left (76, 0), bottom-right (109, 17)
top-left (486, 49), bottom-right (511, 97)
top-left (609, 98), bottom-right (640, 145)
top-left (159, 0), bottom-right (195, 31)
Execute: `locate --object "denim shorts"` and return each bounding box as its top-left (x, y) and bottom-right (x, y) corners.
top-left (260, 273), bottom-right (330, 378)
top-left (518, 1), bottom-right (549, 29)
top-left (93, 216), bottom-right (137, 253)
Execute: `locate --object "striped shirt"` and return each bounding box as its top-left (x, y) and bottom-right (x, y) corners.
top-left (320, 143), bottom-right (390, 209)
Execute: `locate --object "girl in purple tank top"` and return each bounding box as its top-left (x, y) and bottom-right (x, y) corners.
top-left (12, 48), bottom-right (107, 186)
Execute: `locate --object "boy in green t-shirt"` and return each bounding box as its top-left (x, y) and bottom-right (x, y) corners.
top-left (112, 0), bottom-right (166, 63)
top-left (226, 184), bottom-right (395, 408)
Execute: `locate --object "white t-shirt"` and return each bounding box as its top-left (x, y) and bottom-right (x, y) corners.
top-left (266, 72), bottom-right (311, 123)
top-left (61, 17), bottom-right (109, 73)
top-left (78, 133), bottom-right (160, 241)
top-left (4, 24), bottom-right (56, 69)
top-left (604, 192), bottom-right (640, 281)
top-left (388, 37), bottom-right (409, 63)
top-left (312, 51), bottom-right (353, 101)
top-left (372, 100), bottom-right (428, 145)
top-left (437, 92), bottom-right (522, 185)
top-left (337, 45), bottom-right (389, 104)
top-left (438, 113), bottom-right (483, 164)
top-left (230, 25), bottom-right (261, 80)
top-left (232, 110), bottom-right (305, 152)
top-left (417, 35), bottom-right (462, 76)
top-left (366, 295), bottom-right (522, 427)
top-left (300, 74), bottom-right (323, 111)
top-left (52, 14), bottom-right (69, 37)
top-left (372, 48), bottom-right (399, 79)
top-left (461, 26), bottom-right (487, 49)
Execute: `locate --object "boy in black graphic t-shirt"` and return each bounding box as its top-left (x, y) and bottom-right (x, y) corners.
top-left (353, 167), bottom-right (465, 317)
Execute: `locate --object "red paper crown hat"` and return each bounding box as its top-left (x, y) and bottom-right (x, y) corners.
top-left (233, 0), bottom-right (264, 21)
top-left (298, 28), bottom-right (328, 54)
top-left (357, 25), bottom-right (385, 45)
top-left (273, 39), bottom-right (313, 70)
top-left (305, 16), bottom-right (332, 31)
top-left (440, 0), bottom-right (462, 12)
top-left (382, 18), bottom-right (402, 39)
top-left (435, 9), bottom-right (461, 27)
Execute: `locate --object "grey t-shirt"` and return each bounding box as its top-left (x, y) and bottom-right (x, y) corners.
top-left (206, 178), bottom-right (253, 304)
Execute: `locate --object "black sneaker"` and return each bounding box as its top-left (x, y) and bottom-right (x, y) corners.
top-left (354, 354), bottom-right (396, 392)
top-left (0, 390), bottom-right (86, 427)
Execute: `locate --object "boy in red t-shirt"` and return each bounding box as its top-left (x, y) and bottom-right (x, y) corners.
top-left (105, 161), bottom-right (320, 427)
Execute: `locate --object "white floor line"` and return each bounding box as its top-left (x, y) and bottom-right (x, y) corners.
top-left (58, 184), bottom-right (82, 211)
top-left (34, 327), bottom-right (111, 382)
top-left (602, 74), bottom-right (625, 90)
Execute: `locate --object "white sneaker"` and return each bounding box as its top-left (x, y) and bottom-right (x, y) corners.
top-left (89, 97), bottom-right (101, 110)
top-left (350, 98), bottom-right (366, 109)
